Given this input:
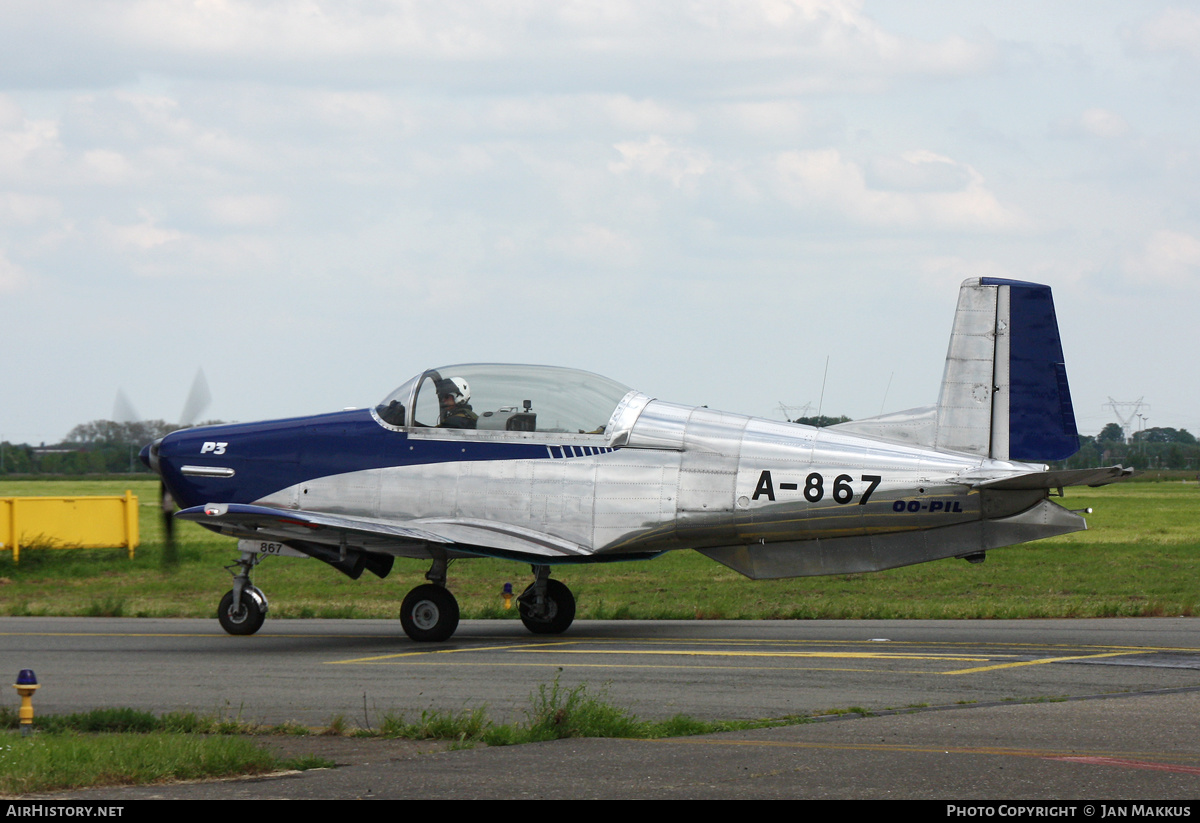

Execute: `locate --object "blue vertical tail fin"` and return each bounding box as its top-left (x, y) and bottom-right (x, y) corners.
top-left (936, 278), bottom-right (1079, 461)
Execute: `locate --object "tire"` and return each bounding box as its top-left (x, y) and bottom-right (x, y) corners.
top-left (519, 579), bottom-right (576, 635)
top-left (400, 584), bottom-right (460, 642)
top-left (218, 589), bottom-right (266, 636)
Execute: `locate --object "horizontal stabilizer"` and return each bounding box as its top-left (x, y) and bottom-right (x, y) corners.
top-left (963, 465), bottom-right (1134, 490)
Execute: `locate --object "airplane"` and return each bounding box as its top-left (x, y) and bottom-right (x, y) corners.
top-left (141, 277), bottom-right (1131, 642)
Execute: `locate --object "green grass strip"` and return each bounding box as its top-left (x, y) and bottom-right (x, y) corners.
top-left (373, 678), bottom-right (808, 747)
top-left (0, 732), bottom-right (288, 795)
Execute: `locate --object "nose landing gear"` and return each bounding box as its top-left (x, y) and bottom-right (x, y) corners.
top-left (218, 587), bottom-right (267, 635)
top-left (218, 550), bottom-right (268, 636)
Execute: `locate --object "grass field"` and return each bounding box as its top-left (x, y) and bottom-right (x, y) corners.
top-left (1, 477), bottom-right (1197, 621)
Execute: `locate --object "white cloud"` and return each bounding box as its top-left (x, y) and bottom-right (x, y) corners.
top-left (609, 136), bottom-right (711, 187)
top-left (0, 192), bottom-right (61, 224)
top-left (82, 149), bottom-right (133, 183)
top-left (100, 209), bottom-right (184, 251)
top-left (641, 0), bottom-right (991, 70)
top-left (1126, 7), bottom-right (1200, 60)
top-left (205, 195), bottom-right (286, 227)
top-left (0, 1), bottom-right (994, 96)
top-left (302, 90), bottom-right (404, 129)
top-left (865, 151), bottom-right (974, 192)
top-left (1053, 108), bottom-right (1132, 140)
top-left (121, 1), bottom-right (500, 60)
top-left (772, 149), bottom-right (1022, 231)
top-left (715, 100), bottom-right (810, 138)
top-left (0, 249), bottom-right (29, 292)
top-left (0, 94), bottom-right (24, 129)
top-left (112, 90), bottom-right (185, 132)
top-left (545, 222), bottom-right (638, 267)
top-left (602, 97), bottom-right (695, 134)
top-left (468, 98), bottom-right (569, 135)
top-left (1126, 230), bottom-right (1200, 288)
top-left (1078, 108), bottom-right (1131, 139)
top-left (0, 112), bottom-right (60, 180)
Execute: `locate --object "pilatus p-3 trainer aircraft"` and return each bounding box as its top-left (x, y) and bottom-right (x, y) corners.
top-left (142, 278), bottom-right (1129, 642)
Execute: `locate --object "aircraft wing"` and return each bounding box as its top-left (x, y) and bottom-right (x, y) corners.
top-left (175, 503), bottom-right (591, 560)
top-left (956, 465), bottom-right (1134, 490)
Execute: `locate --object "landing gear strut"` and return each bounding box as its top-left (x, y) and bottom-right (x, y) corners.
top-left (518, 565), bottom-right (576, 635)
top-left (400, 552), bottom-right (460, 642)
top-left (218, 550), bottom-right (268, 636)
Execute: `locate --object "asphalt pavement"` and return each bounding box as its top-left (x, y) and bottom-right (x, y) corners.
top-left (4, 617), bottom-right (1200, 799)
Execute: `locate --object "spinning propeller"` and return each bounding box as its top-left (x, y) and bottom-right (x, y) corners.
top-left (114, 369), bottom-right (212, 560)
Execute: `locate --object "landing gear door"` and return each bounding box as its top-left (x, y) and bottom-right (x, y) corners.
top-left (236, 539), bottom-right (308, 558)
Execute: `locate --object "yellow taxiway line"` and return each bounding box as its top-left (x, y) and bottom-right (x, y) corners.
top-left (943, 650), bottom-right (1155, 675)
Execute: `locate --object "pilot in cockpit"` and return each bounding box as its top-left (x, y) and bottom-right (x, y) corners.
top-left (437, 377), bottom-right (478, 429)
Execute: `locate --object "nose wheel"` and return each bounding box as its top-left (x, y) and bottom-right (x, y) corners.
top-left (218, 549), bottom-right (267, 636)
top-left (218, 587), bottom-right (267, 635)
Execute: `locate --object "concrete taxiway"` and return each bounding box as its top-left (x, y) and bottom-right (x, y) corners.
top-left (4, 617), bottom-right (1200, 798)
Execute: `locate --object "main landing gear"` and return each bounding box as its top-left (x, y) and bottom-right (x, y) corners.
top-left (517, 565), bottom-right (576, 635)
top-left (398, 561), bottom-right (576, 642)
top-left (400, 584), bottom-right (460, 642)
top-left (218, 550), bottom-right (268, 636)
top-left (400, 554), bottom-right (460, 642)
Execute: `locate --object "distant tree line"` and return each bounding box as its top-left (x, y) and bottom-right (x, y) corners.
top-left (0, 419), bottom-right (223, 475)
top-left (1057, 425), bottom-right (1199, 471)
top-left (791, 415), bottom-right (852, 428)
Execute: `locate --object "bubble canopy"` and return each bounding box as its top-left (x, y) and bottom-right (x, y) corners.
top-left (375, 364), bottom-right (634, 435)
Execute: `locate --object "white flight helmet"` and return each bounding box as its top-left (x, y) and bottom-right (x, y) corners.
top-left (441, 376), bottom-right (470, 404)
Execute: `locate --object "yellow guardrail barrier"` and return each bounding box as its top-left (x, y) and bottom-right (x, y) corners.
top-left (0, 491), bottom-right (139, 562)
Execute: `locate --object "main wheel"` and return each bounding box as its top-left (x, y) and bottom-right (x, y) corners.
top-left (400, 584), bottom-right (460, 642)
top-left (519, 579), bottom-right (576, 635)
top-left (218, 588), bottom-right (266, 636)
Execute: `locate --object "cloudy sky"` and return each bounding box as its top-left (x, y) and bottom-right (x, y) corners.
top-left (2, 1), bottom-right (1197, 446)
